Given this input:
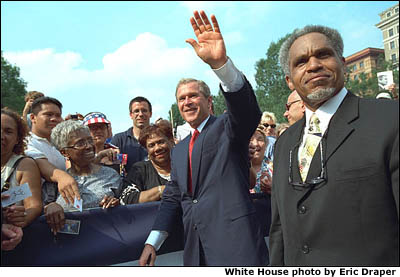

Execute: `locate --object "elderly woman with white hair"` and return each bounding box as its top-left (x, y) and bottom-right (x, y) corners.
top-left (45, 120), bottom-right (128, 234)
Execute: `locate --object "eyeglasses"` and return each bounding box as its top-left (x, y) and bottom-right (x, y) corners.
top-left (64, 138), bottom-right (94, 150)
top-left (262, 123), bottom-right (276, 129)
top-left (285, 100), bottom-right (301, 111)
top-left (288, 138), bottom-right (326, 190)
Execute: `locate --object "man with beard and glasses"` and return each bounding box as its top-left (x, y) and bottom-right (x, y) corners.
top-left (269, 25), bottom-right (398, 266)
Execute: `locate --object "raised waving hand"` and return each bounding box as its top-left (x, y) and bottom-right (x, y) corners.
top-left (186, 10), bottom-right (228, 69)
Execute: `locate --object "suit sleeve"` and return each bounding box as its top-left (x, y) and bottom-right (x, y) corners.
top-left (269, 187), bottom-right (284, 265)
top-left (152, 147), bottom-right (183, 233)
top-left (221, 77), bottom-right (262, 144)
top-left (269, 137), bottom-right (284, 265)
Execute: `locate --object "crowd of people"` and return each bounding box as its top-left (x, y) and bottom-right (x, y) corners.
top-left (1, 10), bottom-right (398, 267)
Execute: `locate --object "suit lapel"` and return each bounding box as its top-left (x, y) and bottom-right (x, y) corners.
top-left (325, 92), bottom-right (358, 162)
top-left (175, 136), bottom-right (190, 194)
top-left (287, 117), bottom-right (306, 183)
top-left (191, 116), bottom-right (216, 195)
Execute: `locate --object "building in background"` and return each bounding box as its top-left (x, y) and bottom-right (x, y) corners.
top-left (376, 3), bottom-right (399, 68)
top-left (345, 48), bottom-right (384, 81)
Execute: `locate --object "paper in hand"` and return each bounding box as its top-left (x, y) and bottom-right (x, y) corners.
top-left (1, 183), bottom-right (32, 207)
top-left (58, 219), bottom-right (81, 235)
top-left (73, 197), bottom-right (83, 212)
top-left (377, 71), bottom-right (394, 90)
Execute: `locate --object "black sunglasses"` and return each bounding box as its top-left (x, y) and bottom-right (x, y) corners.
top-left (288, 138), bottom-right (326, 190)
top-left (285, 100), bottom-right (301, 111)
top-left (263, 123), bottom-right (276, 129)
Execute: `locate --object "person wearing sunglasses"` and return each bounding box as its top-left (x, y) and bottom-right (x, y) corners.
top-left (270, 25), bottom-right (399, 266)
top-left (283, 90), bottom-right (305, 126)
top-left (259, 111), bottom-right (277, 161)
top-left (260, 111), bottom-right (277, 137)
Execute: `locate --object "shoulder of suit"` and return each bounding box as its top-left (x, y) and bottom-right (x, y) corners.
top-left (359, 96), bottom-right (399, 112)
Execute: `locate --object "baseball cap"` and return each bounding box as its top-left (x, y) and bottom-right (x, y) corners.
top-left (83, 112), bottom-right (110, 125)
top-left (376, 92), bottom-right (392, 99)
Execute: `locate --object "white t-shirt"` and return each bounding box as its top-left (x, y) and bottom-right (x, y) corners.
top-left (25, 132), bottom-right (66, 184)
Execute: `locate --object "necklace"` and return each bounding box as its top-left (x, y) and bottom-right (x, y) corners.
top-left (158, 171), bottom-right (171, 181)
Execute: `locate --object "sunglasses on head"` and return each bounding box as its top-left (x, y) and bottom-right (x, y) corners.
top-left (262, 123), bottom-right (276, 129)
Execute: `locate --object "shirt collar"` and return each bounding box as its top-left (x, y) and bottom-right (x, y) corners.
top-left (190, 115), bottom-right (211, 135)
top-left (125, 127), bottom-right (134, 138)
top-left (304, 87), bottom-right (348, 134)
top-left (29, 132), bottom-right (52, 144)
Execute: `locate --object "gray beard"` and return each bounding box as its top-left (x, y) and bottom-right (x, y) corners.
top-left (307, 87), bottom-right (336, 102)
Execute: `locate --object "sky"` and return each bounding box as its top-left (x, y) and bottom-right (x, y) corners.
top-left (1, 1), bottom-right (397, 134)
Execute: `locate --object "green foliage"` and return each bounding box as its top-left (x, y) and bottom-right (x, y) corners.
top-left (211, 90), bottom-right (227, 116)
top-left (1, 51), bottom-right (27, 113)
top-left (254, 34), bottom-right (292, 124)
top-left (168, 102), bottom-right (184, 131)
top-left (345, 53), bottom-right (399, 99)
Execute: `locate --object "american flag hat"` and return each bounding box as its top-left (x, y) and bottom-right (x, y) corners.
top-left (83, 112), bottom-right (110, 126)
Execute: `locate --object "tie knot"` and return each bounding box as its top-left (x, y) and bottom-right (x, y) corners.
top-left (308, 114), bottom-right (321, 134)
top-left (190, 129), bottom-right (200, 143)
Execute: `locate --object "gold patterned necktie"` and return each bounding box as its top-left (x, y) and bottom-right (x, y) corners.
top-left (299, 113), bottom-right (322, 182)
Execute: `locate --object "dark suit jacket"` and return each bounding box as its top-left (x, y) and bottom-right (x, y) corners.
top-left (269, 92), bottom-right (399, 266)
top-left (153, 80), bottom-right (269, 266)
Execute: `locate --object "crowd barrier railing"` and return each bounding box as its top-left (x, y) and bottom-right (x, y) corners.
top-left (2, 194), bottom-right (270, 266)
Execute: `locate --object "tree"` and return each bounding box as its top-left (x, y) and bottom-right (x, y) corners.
top-left (168, 102), bottom-right (184, 131)
top-left (1, 51), bottom-right (27, 113)
top-left (211, 90), bottom-right (227, 116)
top-left (254, 34), bottom-right (292, 124)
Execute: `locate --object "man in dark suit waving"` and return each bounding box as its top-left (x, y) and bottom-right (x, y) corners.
top-left (138, 10), bottom-right (268, 266)
top-left (270, 25), bottom-right (399, 266)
